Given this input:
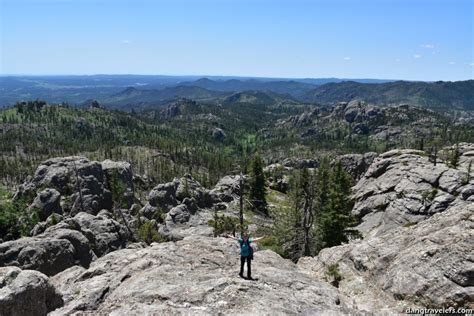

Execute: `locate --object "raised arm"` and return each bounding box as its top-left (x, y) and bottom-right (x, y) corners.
top-left (226, 234), bottom-right (239, 240)
top-left (253, 236), bottom-right (265, 242)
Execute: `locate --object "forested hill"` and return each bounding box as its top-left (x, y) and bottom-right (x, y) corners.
top-left (302, 80), bottom-right (474, 110)
top-left (1, 76), bottom-right (473, 111)
top-left (1, 99), bottom-right (474, 190)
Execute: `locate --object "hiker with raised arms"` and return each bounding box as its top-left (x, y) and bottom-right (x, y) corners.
top-left (227, 232), bottom-right (265, 280)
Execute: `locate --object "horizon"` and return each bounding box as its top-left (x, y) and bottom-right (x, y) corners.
top-left (1, 0), bottom-right (473, 81)
top-left (0, 73), bottom-right (472, 83)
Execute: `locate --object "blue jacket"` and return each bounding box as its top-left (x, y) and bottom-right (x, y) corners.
top-left (239, 238), bottom-right (253, 257)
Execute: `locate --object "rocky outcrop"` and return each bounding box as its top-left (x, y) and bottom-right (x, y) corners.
top-left (15, 156), bottom-right (132, 216)
top-left (332, 152), bottom-right (377, 180)
top-left (298, 202), bottom-right (474, 311)
top-left (50, 237), bottom-right (355, 315)
top-left (298, 144), bottom-right (474, 311)
top-left (0, 212), bottom-right (129, 276)
top-left (211, 127), bottom-right (226, 141)
top-left (209, 175), bottom-right (241, 203)
top-left (160, 98), bottom-right (196, 120)
top-left (352, 145), bottom-right (474, 236)
top-left (139, 174), bottom-right (231, 241)
top-left (0, 267), bottom-right (63, 316)
top-left (28, 188), bottom-right (62, 221)
top-left (282, 158), bottom-right (319, 169)
top-left (330, 100), bottom-right (382, 124)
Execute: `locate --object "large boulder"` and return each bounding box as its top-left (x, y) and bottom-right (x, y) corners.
top-left (332, 152), bottom-right (377, 180)
top-left (148, 180), bottom-right (179, 210)
top-left (209, 175), bottom-right (241, 203)
top-left (0, 212), bottom-right (129, 276)
top-left (0, 267), bottom-right (63, 316)
top-left (14, 157), bottom-right (133, 216)
top-left (50, 237), bottom-right (356, 315)
top-left (28, 188), bottom-right (62, 221)
top-left (101, 159), bottom-right (134, 207)
top-left (211, 127), bottom-right (226, 141)
top-left (57, 212), bottom-right (130, 258)
top-left (0, 238), bottom-right (76, 276)
top-left (352, 147), bottom-right (474, 236)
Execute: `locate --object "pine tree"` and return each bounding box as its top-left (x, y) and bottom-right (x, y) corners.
top-left (317, 161), bottom-right (359, 250)
top-left (249, 154), bottom-right (267, 214)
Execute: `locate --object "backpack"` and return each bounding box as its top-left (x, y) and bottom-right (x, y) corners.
top-left (246, 239), bottom-right (254, 260)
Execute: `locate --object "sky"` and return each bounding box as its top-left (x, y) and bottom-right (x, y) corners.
top-left (0, 0), bottom-right (473, 81)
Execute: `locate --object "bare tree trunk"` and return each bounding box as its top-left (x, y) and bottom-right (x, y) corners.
top-left (302, 178), bottom-right (314, 257)
top-left (239, 172), bottom-right (244, 236)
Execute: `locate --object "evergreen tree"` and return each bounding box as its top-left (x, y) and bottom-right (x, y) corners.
top-left (249, 154), bottom-right (267, 214)
top-left (317, 161), bottom-right (359, 250)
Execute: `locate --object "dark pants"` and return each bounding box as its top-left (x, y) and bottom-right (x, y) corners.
top-left (240, 256), bottom-right (251, 278)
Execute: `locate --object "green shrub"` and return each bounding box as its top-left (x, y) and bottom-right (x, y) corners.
top-left (0, 189), bottom-right (36, 239)
top-left (208, 210), bottom-right (239, 237)
top-left (137, 222), bottom-right (167, 244)
top-left (326, 264), bottom-right (343, 287)
top-left (109, 170), bottom-right (129, 209)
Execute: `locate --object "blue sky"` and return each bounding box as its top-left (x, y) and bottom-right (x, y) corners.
top-left (1, 0), bottom-right (473, 81)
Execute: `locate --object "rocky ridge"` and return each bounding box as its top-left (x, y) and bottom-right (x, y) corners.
top-left (1, 144), bottom-right (473, 315)
top-left (299, 143), bottom-right (474, 311)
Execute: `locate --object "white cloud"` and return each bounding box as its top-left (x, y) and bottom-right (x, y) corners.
top-left (395, 58), bottom-right (401, 62)
top-left (420, 44), bottom-right (435, 49)
top-left (413, 54), bottom-right (422, 59)
top-left (470, 62), bottom-right (474, 67)
top-left (121, 40), bottom-right (131, 44)
top-left (448, 61), bottom-right (456, 65)
top-left (343, 57), bottom-right (351, 61)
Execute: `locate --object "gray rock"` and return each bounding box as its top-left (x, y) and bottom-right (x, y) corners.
top-left (0, 238), bottom-right (76, 276)
top-left (332, 152), bottom-right (377, 180)
top-left (344, 100), bottom-right (361, 123)
top-left (68, 212), bottom-right (129, 257)
top-left (352, 146), bottom-right (474, 236)
top-left (209, 175), bottom-right (241, 203)
top-left (0, 212), bottom-right (129, 276)
top-left (0, 267), bottom-right (63, 316)
top-left (50, 237), bottom-right (355, 315)
top-left (14, 156), bottom-right (131, 215)
top-left (41, 228), bottom-right (95, 268)
top-left (298, 202), bottom-right (474, 311)
top-left (166, 204), bottom-right (191, 224)
top-left (211, 127), bottom-right (226, 141)
top-left (282, 158), bottom-right (319, 169)
top-left (139, 204), bottom-right (158, 220)
top-left (101, 159), bottom-right (134, 207)
top-left (28, 188), bottom-right (62, 221)
top-left (148, 180), bottom-right (178, 210)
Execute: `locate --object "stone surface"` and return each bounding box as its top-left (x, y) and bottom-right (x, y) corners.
top-left (0, 212), bottom-right (129, 276)
top-left (14, 156), bottom-right (132, 216)
top-left (298, 202), bottom-right (474, 311)
top-left (0, 267), bottom-right (63, 316)
top-left (332, 152), bottom-right (377, 180)
top-left (28, 188), bottom-right (62, 221)
top-left (50, 237), bottom-right (355, 315)
top-left (351, 146), bottom-right (474, 236)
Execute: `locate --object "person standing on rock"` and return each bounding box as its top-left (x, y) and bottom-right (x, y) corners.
top-left (227, 232), bottom-right (265, 280)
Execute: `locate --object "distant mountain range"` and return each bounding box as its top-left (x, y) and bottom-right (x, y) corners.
top-left (301, 80), bottom-right (474, 110)
top-left (0, 75), bottom-right (472, 111)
